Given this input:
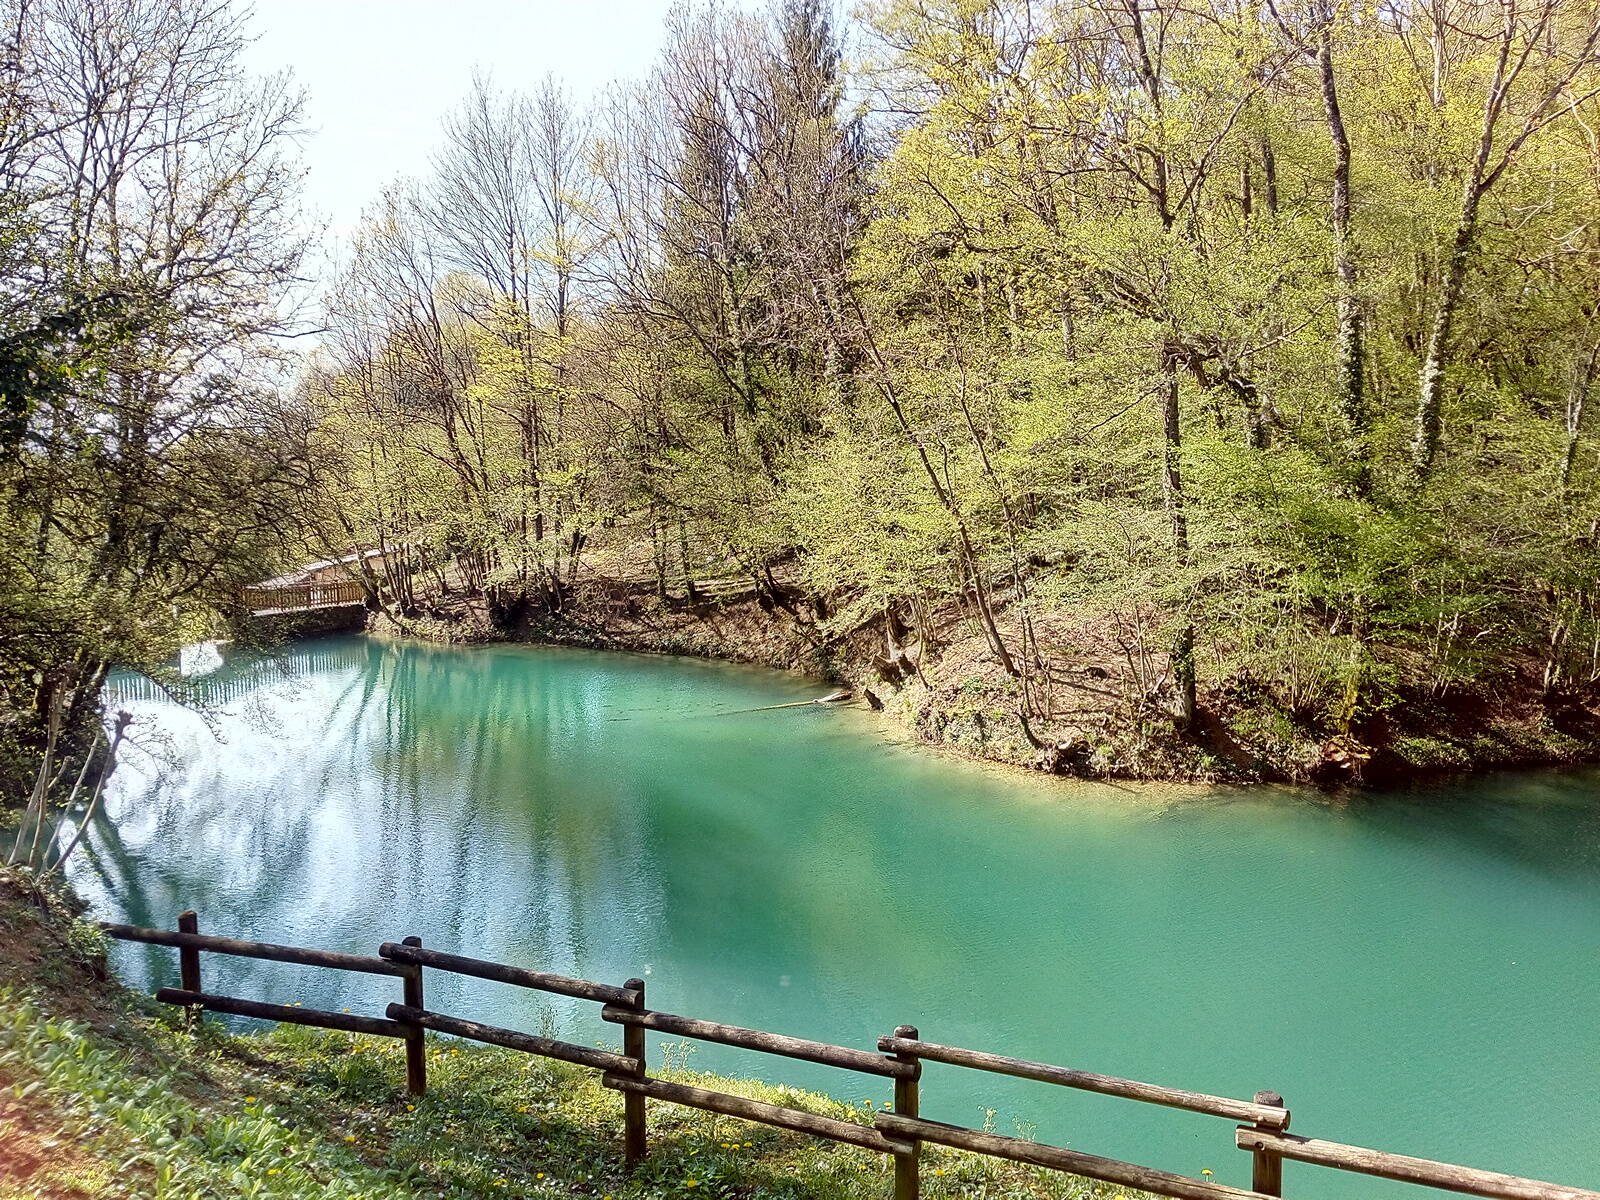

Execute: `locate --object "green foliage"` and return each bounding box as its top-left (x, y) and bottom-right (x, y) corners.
top-left (0, 0), bottom-right (310, 801)
top-left (6, 0), bottom-right (1600, 786)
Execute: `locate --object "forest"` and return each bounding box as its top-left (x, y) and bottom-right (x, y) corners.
top-left (5, 0), bottom-right (1600, 787)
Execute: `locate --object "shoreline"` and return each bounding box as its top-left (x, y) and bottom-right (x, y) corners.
top-left (350, 582), bottom-right (1600, 790)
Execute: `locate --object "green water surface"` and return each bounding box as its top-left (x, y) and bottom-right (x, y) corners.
top-left (79, 635), bottom-right (1600, 1197)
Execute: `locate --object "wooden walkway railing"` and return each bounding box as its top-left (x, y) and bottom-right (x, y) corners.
top-left (240, 579), bottom-right (366, 613)
top-left (100, 913), bottom-right (1600, 1200)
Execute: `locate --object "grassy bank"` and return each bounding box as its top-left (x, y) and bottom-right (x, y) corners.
top-left (0, 879), bottom-right (1121, 1200)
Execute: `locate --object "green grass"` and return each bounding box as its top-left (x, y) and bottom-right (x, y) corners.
top-left (0, 878), bottom-right (1132, 1200)
top-left (0, 985), bottom-right (1132, 1200)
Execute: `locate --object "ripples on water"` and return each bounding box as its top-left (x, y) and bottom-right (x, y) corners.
top-left (78, 635), bottom-right (1600, 1197)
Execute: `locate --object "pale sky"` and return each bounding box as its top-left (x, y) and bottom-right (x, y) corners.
top-left (243, 0), bottom-right (681, 248)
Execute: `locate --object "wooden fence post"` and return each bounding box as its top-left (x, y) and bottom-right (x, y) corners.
top-left (1251, 1091), bottom-right (1286, 1197)
top-left (892, 1025), bottom-right (921, 1200)
top-left (177, 911), bottom-right (201, 1027)
top-left (401, 935), bottom-right (426, 1096)
top-left (622, 977), bottom-right (647, 1167)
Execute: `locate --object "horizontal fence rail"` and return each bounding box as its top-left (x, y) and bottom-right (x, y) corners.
top-left (602, 1004), bottom-right (916, 1079)
top-left (157, 988), bottom-right (409, 1039)
top-left (377, 941), bottom-right (638, 1005)
top-left (877, 1034), bottom-right (1291, 1128)
top-left (877, 1111), bottom-right (1271, 1200)
top-left (103, 922), bottom-right (407, 977)
top-left (101, 914), bottom-right (1600, 1200)
top-left (387, 1003), bottom-right (635, 1073)
top-left (603, 1073), bottom-right (912, 1155)
top-left (1234, 1129), bottom-right (1600, 1200)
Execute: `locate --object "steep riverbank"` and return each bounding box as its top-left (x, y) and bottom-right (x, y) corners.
top-left (0, 876), bottom-right (1115, 1200)
top-left (363, 560), bottom-right (1600, 787)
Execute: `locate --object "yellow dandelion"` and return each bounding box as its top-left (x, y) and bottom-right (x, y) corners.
top-left (267, 1168), bottom-right (279, 1176)
top-left (934, 1168), bottom-right (946, 1176)
top-left (344, 1134), bottom-right (356, 1143)
top-left (406, 1104), bottom-right (415, 1112)
top-left (686, 1180), bottom-right (699, 1188)
top-left (536, 1173), bottom-right (545, 1180)
top-left (245, 1096), bottom-right (257, 1104)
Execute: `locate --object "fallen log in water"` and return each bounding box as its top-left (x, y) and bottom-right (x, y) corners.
top-left (715, 689), bottom-right (853, 715)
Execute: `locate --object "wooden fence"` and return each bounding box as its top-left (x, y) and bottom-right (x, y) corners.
top-left (240, 579), bottom-right (367, 613)
top-left (100, 914), bottom-right (1600, 1200)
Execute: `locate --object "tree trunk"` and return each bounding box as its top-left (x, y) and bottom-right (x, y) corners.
top-left (1410, 193), bottom-right (1483, 480)
top-left (1160, 361), bottom-right (1190, 557)
top-left (1316, 11), bottom-right (1367, 494)
top-left (1159, 356), bottom-right (1196, 730)
top-left (677, 520), bottom-right (699, 603)
top-left (1559, 341), bottom-right (1599, 499)
top-left (1410, 1), bottom-right (1516, 482)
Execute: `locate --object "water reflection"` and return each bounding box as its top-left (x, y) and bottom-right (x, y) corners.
top-left (74, 636), bottom-right (1600, 1199)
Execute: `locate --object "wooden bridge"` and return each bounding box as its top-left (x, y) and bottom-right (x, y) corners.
top-left (241, 579), bottom-right (367, 616)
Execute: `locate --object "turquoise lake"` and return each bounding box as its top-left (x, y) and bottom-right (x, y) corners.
top-left (78, 635), bottom-right (1600, 1197)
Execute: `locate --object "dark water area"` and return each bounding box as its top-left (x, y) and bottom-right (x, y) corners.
top-left (74, 635), bottom-right (1600, 1197)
